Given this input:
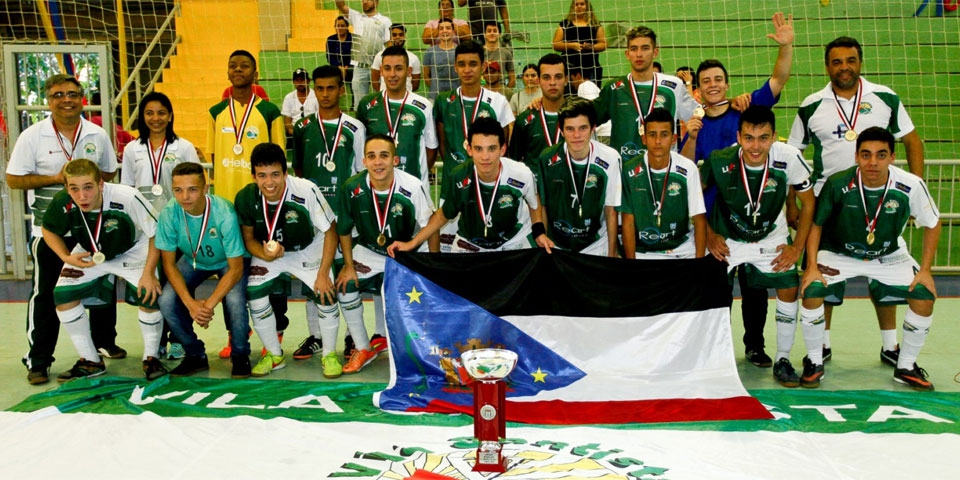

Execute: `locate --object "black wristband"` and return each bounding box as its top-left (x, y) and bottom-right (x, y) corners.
top-left (531, 222), bottom-right (546, 238)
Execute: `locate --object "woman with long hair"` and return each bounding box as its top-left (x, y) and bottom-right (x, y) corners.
top-left (552, 0), bottom-right (607, 83)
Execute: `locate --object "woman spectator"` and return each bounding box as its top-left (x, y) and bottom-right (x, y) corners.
top-left (552, 0), bottom-right (606, 83)
top-left (509, 64), bottom-right (542, 114)
top-left (326, 15), bottom-right (354, 107)
top-left (423, 18), bottom-right (460, 100)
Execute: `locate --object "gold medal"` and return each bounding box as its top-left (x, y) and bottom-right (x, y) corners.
top-left (866, 231), bottom-right (875, 245)
top-left (844, 129), bottom-right (858, 142)
top-left (151, 184), bottom-right (164, 196)
top-left (265, 240), bottom-right (279, 253)
top-left (92, 251), bottom-right (106, 265)
top-left (232, 143), bottom-right (244, 155)
top-left (377, 233), bottom-right (386, 246)
top-left (693, 106), bottom-right (705, 118)
top-left (637, 123), bottom-right (645, 137)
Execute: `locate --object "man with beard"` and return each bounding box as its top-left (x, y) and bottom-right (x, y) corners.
top-left (281, 68), bottom-right (319, 139)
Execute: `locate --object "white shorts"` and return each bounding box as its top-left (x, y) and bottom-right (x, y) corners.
top-left (805, 248), bottom-right (931, 304)
top-left (54, 242), bottom-right (150, 306)
top-left (721, 233), bottom-right (798, 289)
top-left (248, 239), bottom-right (334, 300)
top-left (634, 233), bottom-right (696, 260)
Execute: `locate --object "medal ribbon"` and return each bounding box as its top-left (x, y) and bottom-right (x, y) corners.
top-left (369, 177), bottom-right (396, 240)
top-left (261, 183), bottom-right (289, 243)
top-left (833, 78), bottom-right (863, 134)
top-left (644, 153), bottom-right (672, 219)
top-left (318, 114), bottom-right (345, 164)
top-left (538, 106), bottom-right (562, 147)
top-left (473, 163), bottom-right (502, 230)
top-left (78, 194), bottom-right (104, 254)
top-left (182, 195), bottom-right (211, 266)
top-left (148, 138), bottom-right (169, 186)
top-left (459, 87), bottom-right (485, 139)
top-left (628, 73), bottom-right (658, 128)
top-left (738, 149), bottom-right (770, 222)
top-left (856, 167), bottom-right (890, 237)
top-left (229, 94), bottom-right (256, 151)
top-left (53, 121), bottom-right (83, 161)
top-left (382, 92), bottom-right (409, 141)
top-left (565, 143), bottom-right (594, 210)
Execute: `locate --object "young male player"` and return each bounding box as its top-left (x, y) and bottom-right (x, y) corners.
top-left (510, 53), bottom-right (568, 170)
top-left (534, 97), bottom-right (620, 256)
top-left (800, 127), bottom-right (939, 391)
top-left (701, 106), bottom-right (816, 388)
top-left (42, 160), bottom-right (166, 382)
top-left (235, 143), bottom-right (339, 377)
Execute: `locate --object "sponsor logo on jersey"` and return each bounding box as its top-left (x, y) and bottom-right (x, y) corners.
top-left (763, 178), bottom-right (778, 193)
top-left (343, 121), bottom-right (359, 133)
top-left (398, 186), bottom-right (412, 197)
top-left (221, 158), bottom-right (252, 170)
top-left (104, 218), bottom-right (120, 232)
top-left (595, 158), bottom-right (609, 169)
top-left (401, 113), bottom-right (416, 126)
top-left (552, 219), bottom-right (591, 237)
top-left (507, 178), bottom-right (526, 189)
top-left (548, 153), bottom-right (563, 166)
top-left (497, 194), bottom-right (514, 208)
top-left (245, 126), bottom-right (260, 140)
top-left (390, 203), bottom-right (404, 215)
top-left (844, 242), bottom-right (885, 259)
top-left (675, 165), bottom-right (687, 175)
top-left (477, 110), bottom-right (491, 119)
top-left (299, 116), bottom-right (311, 127)
top-left (639, 227), bottom-right (676, 244)
top-left (620, 143), bottom-right (642, 158)
top-left (285, 210), bottom-right (299, 224)
top-left (660, 79), bottom-right (678, 88)
top-left (163, 153), bottom-right (177, 163)
top-left (351, 185), bottom-right (365, 198)
top-left (524, 112), bottom-right (535, 125)
top-left (456, 177), bottom-right (472, 189)
top-left (208, 227), bottom-right (219, 238)
top-left (667, 182), bottom-right (682, 196)
top-left (290, 194), bottom-right (306, 205)
top-left (895, 182), bottom-right (911, 193)
top-left (859, 102), bottom-right (873, 114)
top-left (627, 163), bottom-right (643, 177)
top-left (773, 160), bottom-right (787, 169)
top-left (654, 94), bottom-right (666, 107)
top-left (721, 162), bottom-right (737, 173)
top-left (585, 174), bottom-right (598, 189)
top-left (884, 199), bottom-right (900, 213)
top-left (84, 143), bottom-right (97, 156)
top-left (367, 97), bottom-right (380, 108)
top-left (612, 79), bottom-right (625, 90)
top-left (411, 99), bottom-right (427, 110)
top-left (109, 202), bottom-right (125, 211)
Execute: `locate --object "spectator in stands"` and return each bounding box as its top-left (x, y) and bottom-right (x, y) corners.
top-left (326, 15), bottom-right (354, 111)
top-left (569, 66), bottom-right (611, 144)
top-left (652, 61), bottom-right (662, 73)
top-left (481, 21), bottom-right (515, 94)
top-left (423, 17), bottom-right (460, 100)
top-left (336, 0), bottom-right (392, 111)
top-left (674, 65), bottom-right (698, 101)
top-left (459, 0), bottom-right (510, 42)
top-left (509, 63), bottom-right (541, 115)
top-left (552, 0), bottom-right (606, 83)
top-left (281, 68), bottom-right (319, 137)
top-left (371, 23), bottom-right (422, 93)
top-left (423, 0), bottom-right (470, 46)
top-left (6, 74), bottom-right (122, 385)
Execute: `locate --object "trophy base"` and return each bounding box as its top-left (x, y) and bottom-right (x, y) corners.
top-left (472, 456), bottom-right (508, 473)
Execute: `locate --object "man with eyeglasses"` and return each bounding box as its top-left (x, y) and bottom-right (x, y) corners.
top-left (281, 68), bottom-right (320, 139)
top-left (6, 74), bottom-right (121, 385)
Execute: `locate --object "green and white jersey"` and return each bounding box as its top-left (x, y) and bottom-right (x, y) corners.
top-left (815, 165), bottom-right (939, 260)
top-left (42, 183), bottom-right (156, 261)
top-left (120, 137), bottom-right (202, 213)
top-left (290, 113), bottom-right (365, 214)
top-left (6, 117), bottom-right (118, 237)
top-left (356, 91), bottom-right (438, 185)
top-left (595, 73), bottom-right (697, 159)
top-left (621, 151), bottom-right (705, 252)
top-left (155, 194), bottom-right (248, 271)
top-left (703, 142), bottom-right (813, 243)
top-left (510, 106), bottom-right (561, 171)
top-left (787, 77), bottom-right (915, 194)
top-left (441, 157), bottom-right (538, 250)
top-left (335, 169), bottom-right (435, 256)
top-left (434, 87), bottom-right (514, 176)
top-left (536, 140), bottom-right (622, 252)
top-left (234, 176), bottom-right (335, 252)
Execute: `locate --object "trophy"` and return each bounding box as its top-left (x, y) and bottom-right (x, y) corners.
top-left (460, 348), bottom-right (518, 473)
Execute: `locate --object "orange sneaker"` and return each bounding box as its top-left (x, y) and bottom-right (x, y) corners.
top-left (342, 348), bottom-right (378, 374)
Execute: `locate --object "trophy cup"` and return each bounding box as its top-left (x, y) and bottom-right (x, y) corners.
top-left (460, 348), bottom-right (518, 473)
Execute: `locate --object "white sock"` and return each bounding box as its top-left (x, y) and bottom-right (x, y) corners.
top-left (822, 330), bottom-right (831, 349)
top-left (800, 305), bottom-right (825, 364)
top-left (305, 300), bottom-right (321, 338)
top-left (57, 304), bottom-right (100, 362)
top-left (316, 302), bottom-right (341, 357)
top-left (775, 299), bottom-right (798, 362)
top-left (373, 294), bottom-right (386, 336)
top-left (249, 296), bottom-right (281, 356)
top-left (898, 309), bottom-right (932, 369)
top-left (338, 291), bottom-right (370, 351)
top-left (881, 329), bottom-right (899, 352)
top-left (138, 309), bottom-right (164, 359)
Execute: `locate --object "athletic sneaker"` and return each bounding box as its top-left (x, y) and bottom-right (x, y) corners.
top-left (142, 357), bottom-right (169, 381)
top-left (773, 358), bottom-right (800, 388)
top-left (822, 346), bottom-right (832, 362)
top-left (322, 352), bottom-right (343, 379)
top-left (231, 356), bottom-right (252, 379)
top-left (745, 349), bottom-right (773, 368)
top-left (260, 332), bottom-right (284, 357)
top-left (27, 366), bottom-right (49, 385)
top-left (57, 359), bottom-right (106, 383)
top-left (343, 348), bottom-right (378, 374)
top-left (293, 336), bottom-right (323, 360)
top-left (880, 345), bottom-right (900, 367)
top-left (167, 343), bottom-right (186, 360)
top-left (170, 355), bottom-right (209, 377)
top-left (370, 334), bottom-right (388, 353)
top-left (98, 345), bottom-right (127, 359)
top-left (251, 352), bottom-right (286, 377)
top-left (343, 335), bottom-right (357, 359)
top-left (894, 363), bottom-right (934, 391)
top-left (219, 331), bottom-right (253, 359)
top-left (800, 356), bottom-right (824, 388)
